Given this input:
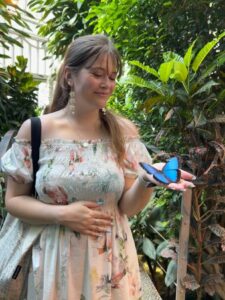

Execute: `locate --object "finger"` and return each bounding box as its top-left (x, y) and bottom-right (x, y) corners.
top-left (144, 174), bottom-right (163, 186)
top-left (178, 178), bottom-right (195, 188)
top-left (92, 225), bottom-right (111, 234)
top-left (168, 182), bottom-right (186, 191)
top-left (180, 169), bottom-right (196, 181)
top-left (93, 219), bottom-right (112, 227)
top-left (169, 180), bottom-right (195, 191)
top-left (93, 211), bottom-right (113, 221)
top-left (82, 201), bottom-right (100, 209)
top-left (181, 180), bottom-right (195, 189)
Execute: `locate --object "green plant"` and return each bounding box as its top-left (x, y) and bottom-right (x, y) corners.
top-left (28, 0), bottom-right (94, 59)
top-left (123, 32), bottom-right (225, 146)
top-left (130, 187), bottom-right (183, 298)
top-left (0, 56), bottom-right (40, 135)
top-left (0, 1), bottom-right (34, 113)
top-left (0, 0), bottom-right (32, 56)
top-left (124, 33), bottom-right (225, 299)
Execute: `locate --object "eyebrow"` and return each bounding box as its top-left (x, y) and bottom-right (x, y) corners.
top-left (90, 66), bottom-right (117, 74)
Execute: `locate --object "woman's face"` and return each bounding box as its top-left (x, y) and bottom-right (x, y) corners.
top-left (71, 53), bottom-right (117, 112)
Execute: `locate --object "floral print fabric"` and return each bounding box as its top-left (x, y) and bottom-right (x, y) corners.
top-left (1, 138), bottom-right (153, 300)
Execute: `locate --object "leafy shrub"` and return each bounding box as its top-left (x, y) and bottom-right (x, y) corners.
top-left (0, 56), bottom-right (40, 135)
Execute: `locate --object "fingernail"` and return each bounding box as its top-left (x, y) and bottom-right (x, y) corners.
top-left (188, 184), bottom-right (195, 189)
top-left (192, 176), bottom-right (197, 180)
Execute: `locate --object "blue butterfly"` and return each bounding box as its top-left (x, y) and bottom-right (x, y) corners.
top-left (139, 157), bottom-right (181, 185)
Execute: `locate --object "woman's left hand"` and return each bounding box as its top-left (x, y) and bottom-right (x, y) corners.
top-left (143, 162), bottom-right (195, 191)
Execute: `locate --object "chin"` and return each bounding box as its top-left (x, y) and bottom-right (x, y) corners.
top-left (98, 100), bottom-right (108, 108)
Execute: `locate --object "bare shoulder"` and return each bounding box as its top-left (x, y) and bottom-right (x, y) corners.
top-left (38, 113), bottom-right (57, 139)
top-left (116, 116), bottom-right (139, 138)
top-left (16, 119), bottom-right (32, 141)
top-left (16, 113), bottom-right (58, 141)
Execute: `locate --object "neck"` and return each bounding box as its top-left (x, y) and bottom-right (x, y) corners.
top-left (64, 104), bottom-right (103, 130)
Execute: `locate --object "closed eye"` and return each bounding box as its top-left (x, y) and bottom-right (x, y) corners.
top-left (92, 73), bottom-right (116, 81)
top-left (92, 73), bottom-right (103, 77)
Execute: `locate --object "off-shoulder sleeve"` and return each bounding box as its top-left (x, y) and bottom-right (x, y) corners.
top-left (0, 139), bottom-right (33, 183)
top-left (124, 138), bottom-right (152, 178)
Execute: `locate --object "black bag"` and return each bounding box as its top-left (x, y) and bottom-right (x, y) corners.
top-left (0, 117), bottom-right (45, 300)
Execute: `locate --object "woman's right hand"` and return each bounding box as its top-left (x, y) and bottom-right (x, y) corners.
top-left (58, 201), bottom-right (113, 237)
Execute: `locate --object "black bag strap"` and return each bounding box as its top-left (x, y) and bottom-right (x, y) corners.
top-left (30, 117), bottom-right (41, 196)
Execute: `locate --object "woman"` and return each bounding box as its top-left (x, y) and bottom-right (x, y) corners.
top-left (0, 34), bottom-right (194, 299)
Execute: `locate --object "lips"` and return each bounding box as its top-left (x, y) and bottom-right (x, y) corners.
top-left (95, 92), bottom-right (109, 97)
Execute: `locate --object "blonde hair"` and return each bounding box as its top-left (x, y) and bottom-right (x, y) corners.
top-left (50, 34), bottom-right (126, 165)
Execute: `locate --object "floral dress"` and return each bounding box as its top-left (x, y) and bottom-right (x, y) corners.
top-left (0, 137), bottom-right (161, 300)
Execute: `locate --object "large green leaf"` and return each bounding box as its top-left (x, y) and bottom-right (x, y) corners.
top-left (163, 51), bottom-right (183, 63)
top-left (158, 61), bottom-right (174, 83)
top-left (122, 75), bottom-right (165, 96)
top-left (165, 260), bottom-right (177, 287)
top-left (142, 237), bottom-right (156, 260)
top-left (130, 60), bottom-right (158, 78)
top-left (197, 51), bottom-right (225, 83)
top-left (192, 32), bottom-right (225, 72)
top-left (171, 61), bottom-right (188, 82)
top-left (184, 39), bottom-right (196, 68)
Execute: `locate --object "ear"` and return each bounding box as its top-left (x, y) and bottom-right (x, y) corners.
top-left (64, 66), bottom-right (74, 87)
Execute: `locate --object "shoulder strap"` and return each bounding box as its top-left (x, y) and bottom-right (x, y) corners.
top-left (30, 117), bottom-right (41, 196)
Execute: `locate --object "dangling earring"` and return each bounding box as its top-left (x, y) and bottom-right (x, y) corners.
top-left (101, 108), bottom-right (106, 116)
top-left (69, 90), bottom-right (76, 115)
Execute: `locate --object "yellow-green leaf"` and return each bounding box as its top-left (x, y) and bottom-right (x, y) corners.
top-left (158, 61), bottom-right (174, 83)
top-left (192, 32), bottom-right (225, 72)
top-left (172, 61), bottom-right (188, 82)
top-left (184, 39), bottom-right (196, 68)
top-left (130, 60), bottom-right (158, 78)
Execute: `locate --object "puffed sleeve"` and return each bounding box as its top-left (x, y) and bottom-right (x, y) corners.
top-left (124, 138), bottom-right (152, 178)
top-left (0, 139), bottom-right (33, 183)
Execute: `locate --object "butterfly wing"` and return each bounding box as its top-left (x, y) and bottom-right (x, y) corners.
top-left (162, 157), bottom-right (180, 183)
top-left (139, 162), bottom-right (170, 184)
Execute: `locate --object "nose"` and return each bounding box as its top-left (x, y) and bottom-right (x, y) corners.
top-left (100, 76), bottom-right (110, 88)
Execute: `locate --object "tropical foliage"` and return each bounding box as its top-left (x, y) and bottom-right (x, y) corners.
top-left (0, 56), bottom-right (40, 135)
top-left (28, 0), bottom-right (94, 58)
top-left (0, 54), bottom-right (39, 222)
top-left (124, 32), bottom-right (225, 148)
top-left (0, 0), bottom-right (32, 55)
top-left (28, 0), bottom-right (225, 65)
top-left (0, 0), bottom-right (39, 134)
top-left (124, 33), bottom-right (225, 299)
top-left (0, 1), bottom-right (40, 227)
